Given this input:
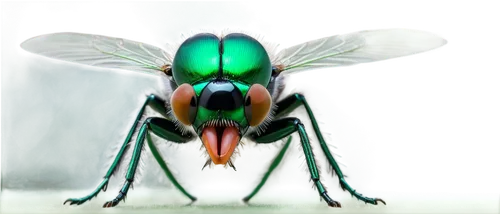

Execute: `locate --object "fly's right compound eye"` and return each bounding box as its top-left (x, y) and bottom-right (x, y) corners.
top-left (170, 83), bottom-right (197, 125)
top-left (244, 84), bottom-right (272, 127)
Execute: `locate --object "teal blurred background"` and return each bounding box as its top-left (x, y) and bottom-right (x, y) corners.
top-left (0, 1), bottom-right (308, 191)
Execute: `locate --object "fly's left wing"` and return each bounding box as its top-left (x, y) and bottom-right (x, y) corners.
top-left (21, 32), bottom-right (172, 76)
top-left (275, 29), bottom-right (447, 74)
top-left (17, 32), bottom-right (183, 191)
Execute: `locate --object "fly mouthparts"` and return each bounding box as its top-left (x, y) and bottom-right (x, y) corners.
top-left (202, 119), bottom-right (237, 129)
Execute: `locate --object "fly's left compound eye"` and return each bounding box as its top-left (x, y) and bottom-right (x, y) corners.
top-left (170, 83), bottom-right (197, 125)
top-left (244, 84), bottom-right (272, 127)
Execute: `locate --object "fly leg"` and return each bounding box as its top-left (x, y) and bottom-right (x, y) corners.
top-left (64, 94), bottom-right (170, 206)
top-left (242, 136), bottom-right (293, 203)
top-left (103, 117), bottom-right (195, 208)
top-left (145, 118), bottom-right (197, 203)
top-left (272, 93), bottom-right (385, 205)
top-left (247, 118), bottom-right (342, 208)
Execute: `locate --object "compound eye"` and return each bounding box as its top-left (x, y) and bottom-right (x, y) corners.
top-left (244, 84), bottom-right (272, 127)
top-left (170, 83), bottom-right (197, 125)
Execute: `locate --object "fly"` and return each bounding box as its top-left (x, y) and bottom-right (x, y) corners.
top-left (18, 28), bottom-right (447, 207)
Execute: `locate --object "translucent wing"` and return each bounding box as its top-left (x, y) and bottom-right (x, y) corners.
top-left (21, 32), bottom-right (172, 76)
top-left (276, 29), bottom-right (447, 74)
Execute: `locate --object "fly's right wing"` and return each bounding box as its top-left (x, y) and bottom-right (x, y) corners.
top-left (21, 32), bottom-right (172, 76)
top-left (276, 29), bottom-right (447, 74)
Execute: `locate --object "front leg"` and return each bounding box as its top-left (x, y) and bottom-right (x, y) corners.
top-left (274, 94), bottom-right (385, 205)
top-left (249, 117), bottom-right (341, 208)
top-left (103, 117), bottom-right (196, 208)
top-left (64, 94), bottom-right (168, 206)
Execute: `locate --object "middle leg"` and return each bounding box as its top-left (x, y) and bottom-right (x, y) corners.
top-left (247, 117), bottom-right (341, 208)
top-left (272, 93), bottom-right (385, 205)
top-left (242, 136), bottom-right (293, 203)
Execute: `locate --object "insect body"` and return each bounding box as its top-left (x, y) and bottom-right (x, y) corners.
top-left (20, 29), bottom-right (446, 208)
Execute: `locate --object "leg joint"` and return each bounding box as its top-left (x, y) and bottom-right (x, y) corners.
top-left (291, 118), bottom-right (304, 127)
top-left (144, 117), bottom-right (161, 130)
top-left (145, 94), bottom-right (168, 117)
top-left (144, 117), bottom-right (154, 125)
top-left (293, 93), bottom-right (306, 101)
top-left (146, 94), bottom-right (157, 101)
top-left (144, 117), bottom-right (165, 125)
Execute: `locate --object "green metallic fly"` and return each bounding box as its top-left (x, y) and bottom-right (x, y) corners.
top-left (21, 29), bottom-right (446, 208)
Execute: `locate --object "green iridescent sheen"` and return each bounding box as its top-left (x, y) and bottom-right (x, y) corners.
top-left (171, 34), bottom-right (272, 133)
top-left (232, 81), bottom-right (250, 97)
top-left (222, 34), bottom-right (272, 86)
top-left (221, 107), bottom-right (248, 127)
top-left (193, 107), bottom-right (217, 129)
top-left (192, 81), bottom-right (210, 97)
top-left (172, 34), bottom-right (220, 85)
top-left (191, 80), bottom-right (251, 131)
top-left (193, 106), bottom-right (248, 132)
